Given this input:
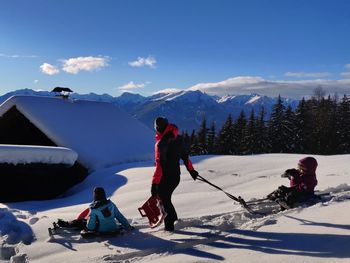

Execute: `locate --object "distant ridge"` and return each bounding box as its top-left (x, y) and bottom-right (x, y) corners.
top-left (0, 89), bottom-right (299, 131)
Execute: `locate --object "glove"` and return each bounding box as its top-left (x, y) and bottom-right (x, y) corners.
top-left (281, 168), bottom-right (299, 179)
top-left (151, 184), bottom-right (159, 197)
top-left (278, 185), bottom-right (288, 191)
top-left (190, 170), bottom-right (199, 180)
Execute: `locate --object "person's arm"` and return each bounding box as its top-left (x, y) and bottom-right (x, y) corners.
top-left (112, 203), bottom-right (132, 230)
top-left (180, 139), bottom-right (198, 180)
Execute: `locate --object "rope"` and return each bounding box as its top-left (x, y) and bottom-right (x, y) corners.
top-left (197, 175), bottom-right (241, 203)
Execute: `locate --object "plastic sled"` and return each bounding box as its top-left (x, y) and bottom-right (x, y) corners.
top-left (80, 229), bottom-right (122, 239)
top-left (77, 208), bottom-right (90, 220)
top-left (138, 196), bottom-right (167, 228)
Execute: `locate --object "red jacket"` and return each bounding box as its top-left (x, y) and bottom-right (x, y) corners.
top-left (152, 124), bottom-right (194, 184)
top-left (290, 157), bottom-right (318, 193)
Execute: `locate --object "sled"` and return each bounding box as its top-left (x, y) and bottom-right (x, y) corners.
top-left (48, 227), bottom-right (123, 239)
top-left (138, 196), bottom-right (167, 228)
top-left (80, 229), bottom-right (122, 239)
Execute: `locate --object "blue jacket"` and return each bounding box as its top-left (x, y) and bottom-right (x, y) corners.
top-left (87, 200), bottom-right (131, 233)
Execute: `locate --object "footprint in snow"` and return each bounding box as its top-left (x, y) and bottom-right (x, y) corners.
top-left (29, 217), bottom-right (39, 225)
top-left (263, 219), bottom-right (277, 226)
top-left (16, 214), bottom-right (28, 220)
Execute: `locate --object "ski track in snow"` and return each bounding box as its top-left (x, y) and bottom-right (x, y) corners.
top-left (98, 187), bottom-right (350, 263)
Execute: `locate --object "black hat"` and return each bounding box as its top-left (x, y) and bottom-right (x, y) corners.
top-left (93, 187), bottom-right (107, 202)
top-left (154, 117), bottom-right (168, 133)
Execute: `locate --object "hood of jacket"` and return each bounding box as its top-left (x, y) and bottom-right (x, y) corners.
top-left (155, 123), bottom-right (179, 142)
top-left (298, 156), bottom-right (318, 175)
top-left (89, 199), bottom-right (110, 209)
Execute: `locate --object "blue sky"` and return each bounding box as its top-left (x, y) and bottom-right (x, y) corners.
top-left (1, 0), bottom-right (350, 98)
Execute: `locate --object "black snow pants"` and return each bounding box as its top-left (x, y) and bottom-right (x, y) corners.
top-left (158, 175), bottom-right (180, 231)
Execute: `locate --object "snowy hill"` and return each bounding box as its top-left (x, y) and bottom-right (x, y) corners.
top-left (0, 89), bottom-right (299, 132)
top-left (1, 154), bottom-right (350, 262)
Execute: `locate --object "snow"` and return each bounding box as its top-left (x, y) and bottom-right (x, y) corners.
top-left (0, 144), bottom-right (77, 165)
top-left (217, 95), bottom-right (237, 103)
top-left (0, 96), bottom-right (154, 171)
top-left (246, 95), bottom-right (261, 104)
top-left (1, 154), bottom-right (350, 262)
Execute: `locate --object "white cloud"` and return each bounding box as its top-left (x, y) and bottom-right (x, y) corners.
top-left (128, 56), bottom-right (156, 68)
top-left (340, 72), bottom-right (350, 77)
top-left (118, 81), bottom-right (150, 90)
top-left (34, 80), bottom-right (39, 84)
top-left (153, 88), bottom-right (182, 94)
top-left (62, 56), bottom-right (109, 74)
top-left (188, 76), bottom-right (350, 99)
top-left (0, 53), bottom-right (37, 58)
top-left (341, 64), bottom-right (350, 77)
top-left (284, 71), bottom-right (332, 78)
top-left (40, 63), bottom-right (60, 75)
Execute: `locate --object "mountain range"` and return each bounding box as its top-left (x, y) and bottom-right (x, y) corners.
top-left (0, 89), bottom-right (299, 132)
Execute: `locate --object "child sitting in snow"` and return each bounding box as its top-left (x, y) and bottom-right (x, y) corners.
top-left (84, 187), bottom-right (133, 233)
top-left (55, 187), bottom-right (133, 234)
top-left (268, 156), bottom-right (318, 209)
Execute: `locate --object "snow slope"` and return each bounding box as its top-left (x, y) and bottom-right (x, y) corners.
top-left (1, 154), bottom-right (349, 262)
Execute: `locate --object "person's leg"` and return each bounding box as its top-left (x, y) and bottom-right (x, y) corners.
top-left (162, 196), bottom-right (177, 231)
top-left (159, 178), bottom-right (180, 231)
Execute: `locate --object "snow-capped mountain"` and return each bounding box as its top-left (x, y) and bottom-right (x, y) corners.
top-left (0, 89), bottom-right (299, 132)
top-left (129, 90), bottom-right (226, 132)
top-left (114, 92), bottom-right (147, 105)
top-left (124, 90), bottom-right (299, 131)
top-left (218, 94), bottom-right (300, 119)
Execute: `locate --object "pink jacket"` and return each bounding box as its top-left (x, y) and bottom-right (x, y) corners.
top-left (290, 157), bottom-right (318, 193)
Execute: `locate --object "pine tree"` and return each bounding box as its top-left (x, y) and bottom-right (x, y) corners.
top-left (216, 114), bottom-right (235, 154)
top-left (197, 118), bottom-right (208, 155)
top-left (207, 122), bottom-right (216, 154)
top-left (294, 98), bottom-right (313, 153)
top-left (243, 109), bottom-right (257, 154)
top-left (255, 107), bottom-right (269, 153)
top-left (233, 111), bottom-right (247, 154)
top-left (337, 95), bottom-right (350, 153)
top-left (315, 96), bottom-right (338, 154)
top-left (268, 95), bottom-right (286, 153)
top-left (282, 105), bottom-right (297, 153)
top-left (189, 130), bottom-right (199, 155)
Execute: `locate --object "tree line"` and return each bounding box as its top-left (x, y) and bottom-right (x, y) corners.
top-left (183, 94), bottom-right (350, 156)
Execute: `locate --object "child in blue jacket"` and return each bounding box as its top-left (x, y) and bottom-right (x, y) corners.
top-left (86, 187), bottom-right (133, 233)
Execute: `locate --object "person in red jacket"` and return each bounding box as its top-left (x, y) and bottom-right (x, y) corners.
top-left (151, 117), bottom-right (199, 231)
top-left (268, 156), bottom-right (318, 208)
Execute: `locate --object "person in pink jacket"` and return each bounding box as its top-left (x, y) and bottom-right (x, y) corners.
top-left (268, 156), bottom-right (318, 208)
top-left (290, 156), bottom-right (318, 193)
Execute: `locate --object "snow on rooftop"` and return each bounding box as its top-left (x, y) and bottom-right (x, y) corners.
top-left (0, 95), bottom-right (154, 171)
top-left (0, 144), bottom-right (77, 166)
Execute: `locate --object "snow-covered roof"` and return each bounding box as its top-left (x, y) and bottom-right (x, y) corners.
top-left (0, 144), bottom-right (77, 166)
top-left (0, 95), bottom-right (154, 171)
